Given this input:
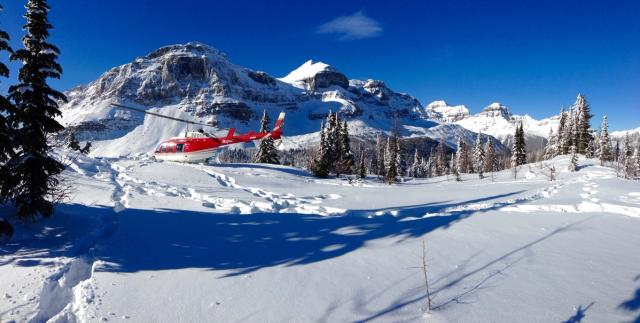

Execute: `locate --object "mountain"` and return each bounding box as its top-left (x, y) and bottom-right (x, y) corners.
top-left (435, 102), bottom-right (560, 151)
top-left (60, 42), bottom-right (506, 157)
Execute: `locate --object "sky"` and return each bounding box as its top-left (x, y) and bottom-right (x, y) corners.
top-left (0, 0), bottom-right (638, 130)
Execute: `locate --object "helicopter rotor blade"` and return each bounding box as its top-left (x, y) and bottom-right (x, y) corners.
top-left (110, 103), bottom-right (215, 128)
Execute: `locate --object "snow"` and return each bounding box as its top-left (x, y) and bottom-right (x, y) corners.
top-left (425, 100), bottom-right (470, 123)
top-left (279, 59), bottom-right (332, 84)
top-left (1, 154), bottom-right (640, 322)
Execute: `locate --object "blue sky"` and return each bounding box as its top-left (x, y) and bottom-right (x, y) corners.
top-left (1, 0), bottom-right (638, 130)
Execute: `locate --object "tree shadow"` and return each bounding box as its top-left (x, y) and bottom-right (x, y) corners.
top-left (351, 217), bottom-right (595, 322)
top-left (619, 275), bottom-right (640, 323)
top-left (2, 191), bottom-right (525, 278)
top-left (562, 302), bottom-right (594, 323)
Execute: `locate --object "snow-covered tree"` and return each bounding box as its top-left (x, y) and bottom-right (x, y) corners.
top-left (473, 133), bottom-right (485, 179)
top-left (621, 133), bottom-right (634, 179)
top-left (455, 137), bottom-right (465, 178)
top-left (573, 94), bottom-right (593, 154)
top-left (2, 0), bottom-right (67, 218)
top-left (632, 148), bottom-right (640, 179)
top-left (568, 145), bottom-right (578, 172)
top-left (452, 152), bottom-right (461, 181)
top-left (556, 108), bottom-right (568, 155)
top-left (598, 116), bottom-right (612, 165)
top-left (543, 128), bottom-right (557, 160)
top-left (410, 149), bottom-right (421, 177)
top-left (254, 110), bottom-right (280, 164)
top-left (384, 137), bottom-right (397, 184)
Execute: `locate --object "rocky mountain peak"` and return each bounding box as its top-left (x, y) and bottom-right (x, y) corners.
top-left (280, 60), bottom-right (349, 91)
top-left (425, 100), bottom-right (470, 123)
top-left (479, 102), bottom-right (512, 119)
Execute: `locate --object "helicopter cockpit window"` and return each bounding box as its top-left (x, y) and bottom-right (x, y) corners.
top-left (176, 144), bottom-right (184, 152)
top-left (161, 145), bottom-right (167, 153)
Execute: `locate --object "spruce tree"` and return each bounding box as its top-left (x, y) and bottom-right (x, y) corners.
top-left (3, 0), bottom-right (67, 218)
top-left (312, 122), bottom-right (329, 178)
top-left (358, 149), bottom-right (366, 179)
top-left (473, 133), bottom-right (485, 179)
top-left (621, 133), bottom-right (633, 179)
top-left (568, 145), bottom-right (578, 172)
top-left (375, 133), bottom-right (385, 176)
top-left (573, 94), bottom-right (593, 154)
top-left (598, 116), bottom-right (612, 165)
top-left (484, 137), bottom-right (497, 173)
top-left (324, 111), bottom-right (338, 170)
top-left (632, 148), bottom-right (640, 179)
top-left (384, 137), bottom-right (397, 184)
top-left (254, 110), bottom-right (279, 164)
top-left (335, 120), bottom-right (354, 175)
top-left (511, 123), bottom-right (527, 167)
top-left (543, 128), bottom-right (557, 160)
top-left (455, 138), bottom-right (465, 178)
top-left (410, 149), bottom-right (421, 177)
top-left (556, 108), bottom-right (567, 155)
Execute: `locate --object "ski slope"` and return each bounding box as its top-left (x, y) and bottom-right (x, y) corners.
top-left (1, 155), bottom-right (639, 322)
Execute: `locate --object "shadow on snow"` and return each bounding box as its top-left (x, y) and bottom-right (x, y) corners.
top-left (1, 191), bottom-right (525, 278)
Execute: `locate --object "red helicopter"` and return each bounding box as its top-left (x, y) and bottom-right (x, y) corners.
top-left (111, 103), bottom-right (285, 163)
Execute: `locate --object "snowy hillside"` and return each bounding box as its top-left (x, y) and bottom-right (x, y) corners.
top-left (1, 155), bottom-right (639, 322)
top-left (59, 42), bottom-right (444, 157)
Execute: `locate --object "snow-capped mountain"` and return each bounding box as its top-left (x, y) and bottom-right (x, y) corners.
top-left (60, 42), bottom-right (501, 157)
top-left (425, 100), bottom-right (470, 123)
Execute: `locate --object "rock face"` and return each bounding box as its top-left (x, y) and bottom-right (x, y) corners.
top-left (425, 100), bottom-right (470, 123)
top-left (478, 102), bottom-right (512, 119)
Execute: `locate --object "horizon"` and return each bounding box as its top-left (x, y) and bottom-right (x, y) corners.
top-left (0, 0), bottom-right (638, 131)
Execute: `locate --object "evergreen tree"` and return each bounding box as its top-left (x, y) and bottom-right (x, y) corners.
top-left (358, 149), bottom-right (366, 179)
top-left (556, 108), bottom-right (568, 155)
top-left (335, 120), bottom-right (354, 176)
top-left (436, 139), bottom-right (447, 176)
top-left (484, 137), bottom-right (497, 173)
top-left (455, 137), bottom-right (465, 178)
top-left (511, 122), bottom-right (527, 167)
top-left (598, 116), bottom-right (613, 165)
top-left (410, 149), bottom-right (422, 177)
top-left (254, 110), bottom-right (279, 164)
top-left (561, 108), bottom-right (575, 155)
top-left (3, 0), bottom-right (67, 218)
top-left (0, 5), bottom-right (15, 166)
top-left (384, 137), bottom-right (397, 184)
top-left (543, 128), bottom-right (557, 160)
top-left (473, 133), bottom-right (485, 179)
top-left (325, 111), bottom-right (338, 170)
top-left (621, 133), bottom-right (633, 179)
top-left (632, 148), bottom-right (640, 179)
top-left (312, 122), bottom-right (329, 178)
top-left (375, 132), bottom-right (385, 176)
top-left (573, 94), bottom-right (593, 154)
top-left (568, 145), bottom-right (578, 172)
top-left (452, 152), bottom-right (461, 181)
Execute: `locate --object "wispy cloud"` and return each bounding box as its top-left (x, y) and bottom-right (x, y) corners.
top-left (316, 11), bottom-right (382, 40)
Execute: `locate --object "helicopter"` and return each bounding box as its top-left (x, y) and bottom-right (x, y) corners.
top-left (111, 103), bottom-right (285, 163)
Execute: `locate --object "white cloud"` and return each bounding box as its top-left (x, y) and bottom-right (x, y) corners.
top-left (316, 11), bottom-right (382, 40)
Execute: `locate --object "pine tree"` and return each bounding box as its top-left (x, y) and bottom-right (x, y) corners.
top-left (598, 116), bottom-right (612, 165)
top-left (568, 145), bottom-right (578, 172)
top-left (410, 149), bottom-right (422, 177)
top-left (2, 0), bottom-right (67, 218)
top-left (312, 122), bottom-right (329, 178)
top-left (384, 137), bottom-right (397, 184)
top-left (452, 152), bottom-right (461, 181)
top-left (473, 133), bottom-right (485, 179)
top-left (0, 5), bottom-right (15, 166)
top-left (254, 110), bottom-right (279, 164)
top-left (561, 108), bottom-right (575, 155)
top-left (325, 111), bottom-right (338, 170)
top-left (573, 94), bottom-right (593, 154)
top-left (632, 148), bottom-right (640, 179)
